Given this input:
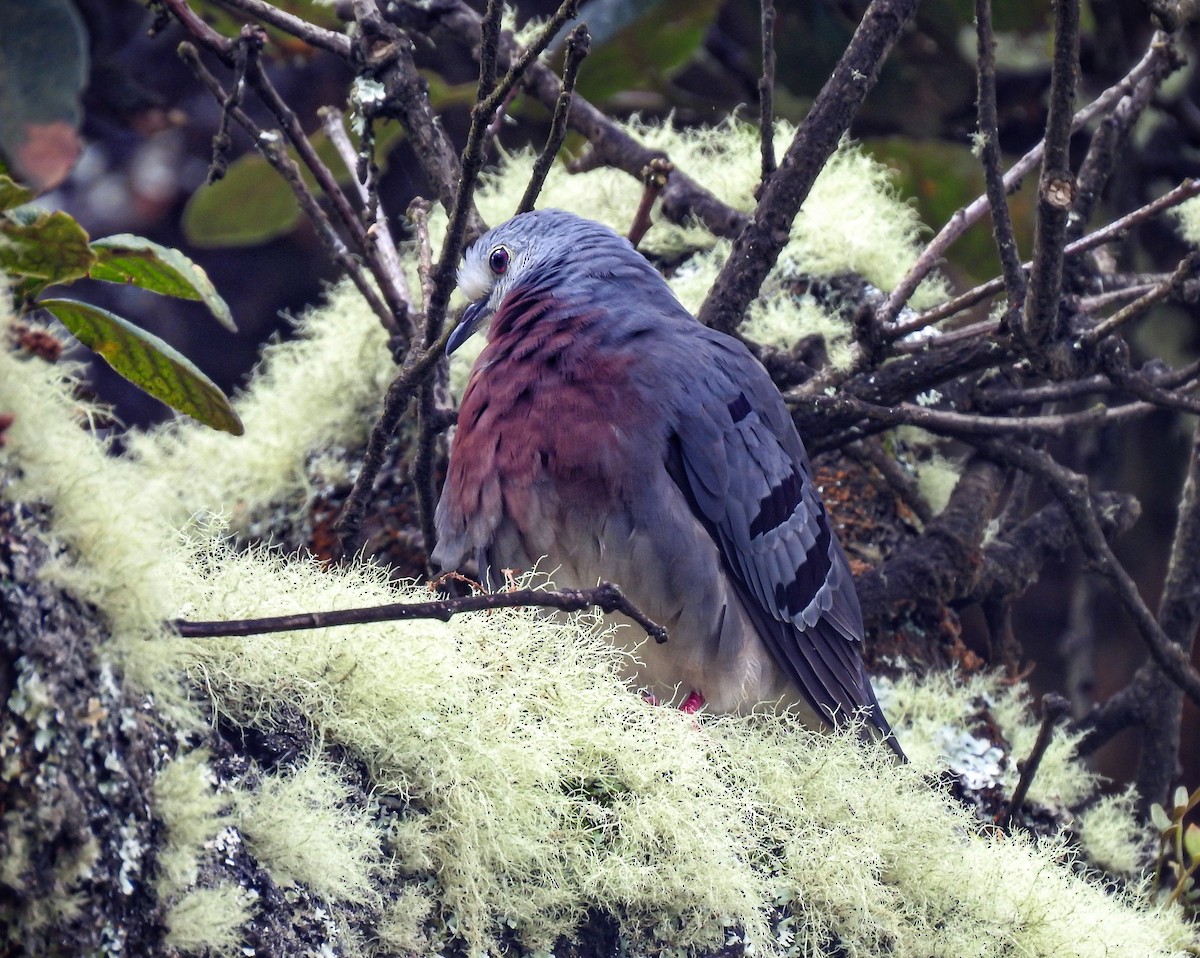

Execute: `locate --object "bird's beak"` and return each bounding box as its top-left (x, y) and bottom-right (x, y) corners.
top-left (446, 300), bottom-right (489, 356)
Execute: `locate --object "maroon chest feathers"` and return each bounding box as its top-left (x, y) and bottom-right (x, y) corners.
top-left (446, 292), bottom-right (658, 525)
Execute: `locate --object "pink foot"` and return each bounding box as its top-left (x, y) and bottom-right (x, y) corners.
top-left (680, 690), bottom-right (706, 714)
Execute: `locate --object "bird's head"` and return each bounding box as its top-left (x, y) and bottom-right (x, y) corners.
top-left (447, 209), bottom-right (660, 355)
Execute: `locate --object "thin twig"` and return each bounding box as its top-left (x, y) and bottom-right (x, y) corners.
top-left (876, 31), bottom-right (1173, 328)
top-left (335, 323), bottom-right (456, 553)
top-left (698, 0), bottom-right (919, 334)
top-left (805, 393), bottom-right (1155, 439)
top-left (757, 0), bottom-right (777, 190)
top-left (628, 158), bottom-right (673, 248)
top-left (978, 439), bottom-right (1200, 710)
top-left (996, 694), bottom-right (1070, 829)
top-left (1137, 417), bottom-right (1200, 809)
top-left (1020, 0), bottom-right (1080, 351)
top-left (176, 40), bottom-right (395, 333)
top-left (320, 106), bottom-right (412, 328)
top-left (888, 177), bottom-right (1200, 341)
top-left (974, 0), bottom-right (1025, 310)
top-left (517, 24), bottom-right (590, 215)
top-left (413, 381), bottom-right (439, 562)
top-left (174, 581), bottom-right (669, 644)
top-left (209, 0), bottom-right (351, 55)
top-left (477, 0), bottom-right (503, 94)
top-left (1080, 252), bottom-right (1200, 345)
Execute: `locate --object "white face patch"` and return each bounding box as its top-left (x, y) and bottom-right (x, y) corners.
top-left (456, 249), bottom-right (494, 303)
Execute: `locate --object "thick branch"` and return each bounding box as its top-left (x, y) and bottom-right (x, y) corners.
top-left (698, 0), bottom-right (919, 335)
top-left (1020, 0), bottom-right (1080, 351)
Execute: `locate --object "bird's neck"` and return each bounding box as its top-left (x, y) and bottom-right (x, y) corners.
top-left (486, 286), bottom-right (606, 353)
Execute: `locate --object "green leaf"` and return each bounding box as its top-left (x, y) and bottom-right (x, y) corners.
top-left (183, 148), bottom-right (304, 247)
top-left (41, 298), bottom-right (244, 435)
top-left (182, 122), bottom-right (405, 248)
top-left (1151, 803), bottom-right (1172, 834)
top-left (0, 173), bottom-right (34, 211)
top-left (0, 208), bottom-right (94, 290)
top-left (89, 234), bottom-right (236, 332)
top-left (0, 0), bottom-right (88, 191)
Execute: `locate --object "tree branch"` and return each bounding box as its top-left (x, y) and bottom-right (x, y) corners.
top-left (698, 0), bottom-right (919, 335)
top-left (174, 581), bottom-right (669, 644)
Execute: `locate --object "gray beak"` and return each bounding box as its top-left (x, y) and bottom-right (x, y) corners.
top-left (446, 300), bottom-right (489, 356)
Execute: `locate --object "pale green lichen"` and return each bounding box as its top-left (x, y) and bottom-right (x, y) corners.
top-left (235, 756), bottom-right (386, 903)
top-left (153, 749), bottom-right (228, 897)
top-left (892, 427), bottom-right (963, 518)
top-left (1173, 195), bottom-right (1200, 248)
top-left (886, 670), bottom-right (1097, 811)
top-left (163, 884), bottom-right (254, 954)
top-left (376, 885), bottom-right (435, 954)
top-left (1078, 789), bottom-right (1149, 877)
top-left (125, 280), bottom-right (393, 523)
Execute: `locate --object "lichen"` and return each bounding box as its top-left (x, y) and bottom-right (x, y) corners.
top-left (153, 749), bottom-right (229, 897)
top-left (162, 884), bottom-right (254, 954)
top-left (1078, 789), bottom-right (1149, 877)
top-left (235, 757), bottom-right (386, 903)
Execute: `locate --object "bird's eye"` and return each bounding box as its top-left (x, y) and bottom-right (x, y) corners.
top-left (488, 246), bottom-right (510, 275)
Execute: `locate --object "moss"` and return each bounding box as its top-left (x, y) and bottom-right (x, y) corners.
top-left (163, 884), bottom-right (254, 954)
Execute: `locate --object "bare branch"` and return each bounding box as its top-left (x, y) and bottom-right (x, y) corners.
top-left (1080, 252), bottom-right (1200, 345)
top-left (698, 0), bottom-right (919, 335)
top-left (517, 24), bottom-right (590, 215)
top-left (174, 581), bottom-right (669, 644)
top-left (1019, 0), bottom-right (1080, 352)
top-left (320, 107), bottom-right (413, 328)
top-left (876, 31), bottom-right (1176, 328)
top-left (974, 0), bottom-right (1025, 311)
top-left (978, 440), bottom-right (1200, 710)
top-left (887, 177), bottom-right (1200, 343)
top-left (757, 0), bottom-right (777, 189)
top-left (210, 0), bottom-right (351, 55)
top-left (176, 39), bottom-right (395, 333)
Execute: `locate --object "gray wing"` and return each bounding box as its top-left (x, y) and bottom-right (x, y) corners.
top-left (667, 330), bottom-right (899, 750)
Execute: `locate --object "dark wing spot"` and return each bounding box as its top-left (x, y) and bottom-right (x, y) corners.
top-left (748, 470), bottom-right (806, 540)
top-left (774, 517), bottom-right (833, 618)
top-left (728, 393), bottom-right (753, 423)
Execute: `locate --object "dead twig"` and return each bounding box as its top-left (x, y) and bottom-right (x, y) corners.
top-left (996, 694), bottom-right (1070, 829)
top-left (174, 581), bottom-right (669, 644)
top-left (517, 24), bottom-right (590, 215)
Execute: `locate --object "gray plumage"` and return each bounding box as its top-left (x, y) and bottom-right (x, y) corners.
top-left (434, 209), bottom-right (902, 758)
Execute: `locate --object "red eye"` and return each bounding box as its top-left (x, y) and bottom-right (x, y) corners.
top-left (488, 247), bottom-right (510, 275)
